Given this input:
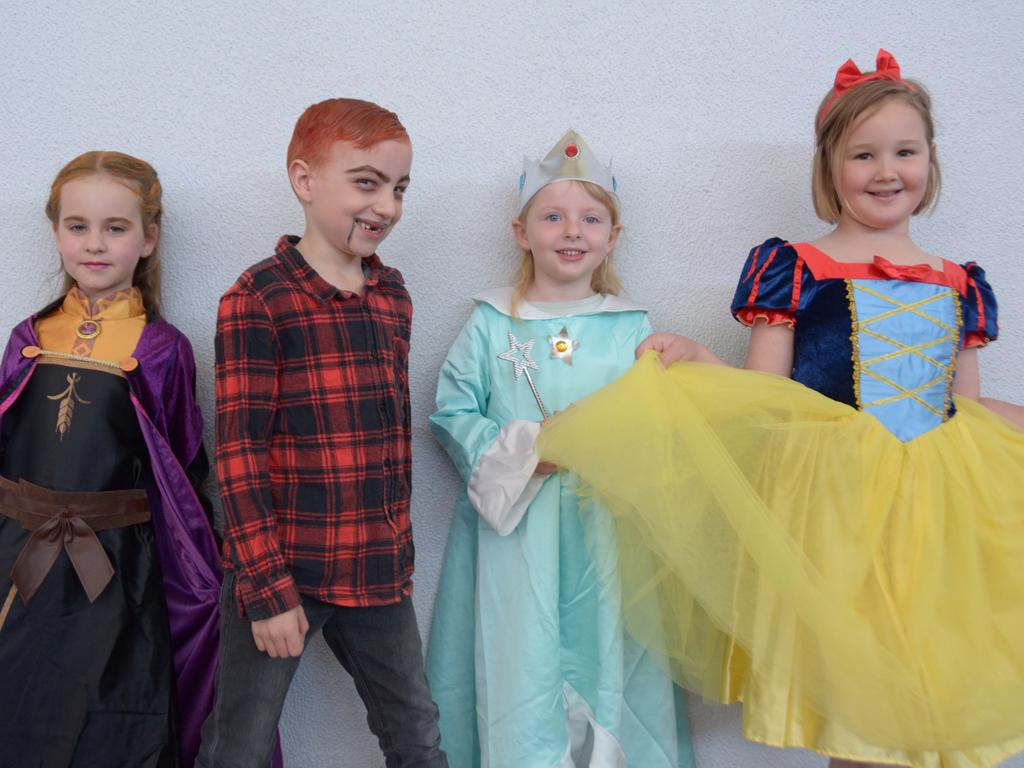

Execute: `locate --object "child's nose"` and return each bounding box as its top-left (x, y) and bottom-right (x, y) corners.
top-left (372, 190), bottom-right (399, 220)
top-left (85, 231), bottom-right (106, 252)
top-left (875, 156), bottom-right (897, 180)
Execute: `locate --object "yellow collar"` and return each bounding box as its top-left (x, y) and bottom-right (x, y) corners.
top-left (62, 287), bottom-right (146, 321)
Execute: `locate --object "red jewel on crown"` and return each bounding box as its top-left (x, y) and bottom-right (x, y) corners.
top-left (564, 143), bottom-right (580, 159)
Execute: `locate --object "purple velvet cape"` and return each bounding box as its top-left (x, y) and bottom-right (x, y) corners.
top-left (0, 310), bottom-right (221, 768)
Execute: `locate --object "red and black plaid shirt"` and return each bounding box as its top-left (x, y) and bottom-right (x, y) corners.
top-left (215, 236), bottom-right (413, 619)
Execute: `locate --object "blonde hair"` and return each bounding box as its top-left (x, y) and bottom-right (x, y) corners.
top-left (812, 78), bottom-right (941, 223)
top-left (511, 180), bottom-right (623, 316)
top-left (46, 151), bottom-right (164, 316)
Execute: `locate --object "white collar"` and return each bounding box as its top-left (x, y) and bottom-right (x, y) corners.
top-left (472, 286), bottom-right (646, 319)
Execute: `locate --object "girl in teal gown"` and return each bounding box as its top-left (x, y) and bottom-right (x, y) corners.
top-left (425, 130), bottom-right (696, 768)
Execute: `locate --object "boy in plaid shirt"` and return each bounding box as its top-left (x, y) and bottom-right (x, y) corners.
top-left (197, 98), bottom-right (446, 768)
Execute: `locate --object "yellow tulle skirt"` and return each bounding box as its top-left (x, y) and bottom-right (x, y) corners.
top-left (537, 354), bottom-right (1024, 768)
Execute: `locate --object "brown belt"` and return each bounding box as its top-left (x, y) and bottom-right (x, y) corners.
top-left (0, 476), bottom-right (150, 604)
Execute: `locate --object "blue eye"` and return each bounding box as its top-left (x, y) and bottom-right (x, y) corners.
top-left (68, 224), bottom-right (85, 233)
top-left (545, 213), bottom-right (561, 222)
top-left (583, 215), bottom-right (601, 225)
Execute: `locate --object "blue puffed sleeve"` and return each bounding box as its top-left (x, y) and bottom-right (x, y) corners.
top-left (731, 237), bottom-right (802, 327)
top-left (961, 262), bottom-right (999, 347)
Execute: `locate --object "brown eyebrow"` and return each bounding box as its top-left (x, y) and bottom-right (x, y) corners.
top-left (847, 137), bottom-right (926, 149)
top-left (346, 165), bottom-right (411, 185)
top-left (60, 215), bottom-right (134, 225)
top-left (346, 165), bottom-right (390, 182)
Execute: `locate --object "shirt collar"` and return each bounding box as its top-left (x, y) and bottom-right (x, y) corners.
top-left (274, 235), bottom-right (383, 302)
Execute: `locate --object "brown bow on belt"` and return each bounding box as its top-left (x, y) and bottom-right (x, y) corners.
top-left (0, 477), bottom-right (150, 604)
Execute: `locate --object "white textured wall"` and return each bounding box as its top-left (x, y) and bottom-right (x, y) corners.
top-left (3, 2), bottom-right (1023, 766)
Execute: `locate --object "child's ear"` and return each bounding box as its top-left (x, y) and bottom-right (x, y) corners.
top-left (289, 159), bottom-right (314, 204)
top-left (607, 222), bottom-right (622, 251)
top-left (141, 224), bottom-right (159, 258)
top-left (512, 218), bottom-right (530, 251)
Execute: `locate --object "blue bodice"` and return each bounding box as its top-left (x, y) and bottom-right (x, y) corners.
top-left (849, 280), bottom-right (959, 441)
top-left (732, 238), bottom-right (998, 442)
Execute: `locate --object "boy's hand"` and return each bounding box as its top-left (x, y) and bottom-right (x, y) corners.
top-left (252, 605), bottom-right (309, 658)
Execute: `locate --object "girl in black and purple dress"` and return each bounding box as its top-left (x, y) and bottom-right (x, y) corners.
top-left (0, 151), bottom-right (221, 768)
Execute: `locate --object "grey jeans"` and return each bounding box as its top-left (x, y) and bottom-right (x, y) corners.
top-left (196, 572), bottom-right (447, 768)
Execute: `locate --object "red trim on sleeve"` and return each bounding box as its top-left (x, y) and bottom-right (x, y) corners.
top-left (963, 331), bottom-right (988, 349)
top-left (790, 254), bottom-right (805, 313)
top-left (735, 308), bottom-right (795, 328)
top-left (744, 244), bottom-right (763, 281)
top-left (967, 273), bottom-right (987, 338)
top-left (746, 246), bottom-right (779, 306)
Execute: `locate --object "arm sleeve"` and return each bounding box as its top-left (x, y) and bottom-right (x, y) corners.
top-left (731, 237), bottom-right (802, 328)
top-left (429, 306), bottom-right (543, 535)
top-left (961, 262), bottom-right (999, 348)
top-left (638, 314), bottom-right (655, 345)
top-left (214, 289), bottom-right (299, 619)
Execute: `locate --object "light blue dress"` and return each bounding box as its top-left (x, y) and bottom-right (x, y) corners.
top-left (426, 288), bottom-right (695, 768)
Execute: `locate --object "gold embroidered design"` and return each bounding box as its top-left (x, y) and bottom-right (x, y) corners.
top-left (34, 350), bottom-right (125, 374)
top-left (945, 295), bottom-right (964, 416)
top-left (0, 584), bottom-right (17, 632)
top-left (861, 370), bottom-right (948, 416)
top-left (854, 283), bottom-right (957, 333)
top-left (852, 282), bottom-right (959, 421)
top-left (47, 372), bottom-right (91, 440)
top-left (845, 279), bottom-right (862, 408)
top-left (64, 288), bottom-right (144, 358)
top-left (858, 331), bottom-right (946, 368)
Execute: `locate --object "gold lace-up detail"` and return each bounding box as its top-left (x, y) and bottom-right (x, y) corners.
top-left (848, 281), bottom-right (959, 421)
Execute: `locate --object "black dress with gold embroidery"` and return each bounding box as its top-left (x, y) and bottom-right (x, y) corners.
top-left (0, 289), bottom-right (176, 768)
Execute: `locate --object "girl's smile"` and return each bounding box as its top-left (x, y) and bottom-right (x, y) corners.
top-left (513, 180), bottom-right (620, 302)
top-left (836, 99), bottom-right (931, 233)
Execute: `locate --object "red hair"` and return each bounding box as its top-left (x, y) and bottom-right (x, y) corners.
top-left (286, 98), bottom-right (409, 168)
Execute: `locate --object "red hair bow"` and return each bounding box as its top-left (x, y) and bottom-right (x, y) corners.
top-left (819, 49), bottom-right (908, 124)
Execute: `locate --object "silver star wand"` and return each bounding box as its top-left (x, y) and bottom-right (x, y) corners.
top-left (497, 332), bottom-right (549, 419)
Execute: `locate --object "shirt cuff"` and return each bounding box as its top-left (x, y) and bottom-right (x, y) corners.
top-left (468, 420), bottom-right (544, 535)
top-left (235, 569), bottom-right (302, 621)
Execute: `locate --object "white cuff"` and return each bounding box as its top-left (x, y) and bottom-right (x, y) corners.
top-left (468, 420), bottom-right (545, 535)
